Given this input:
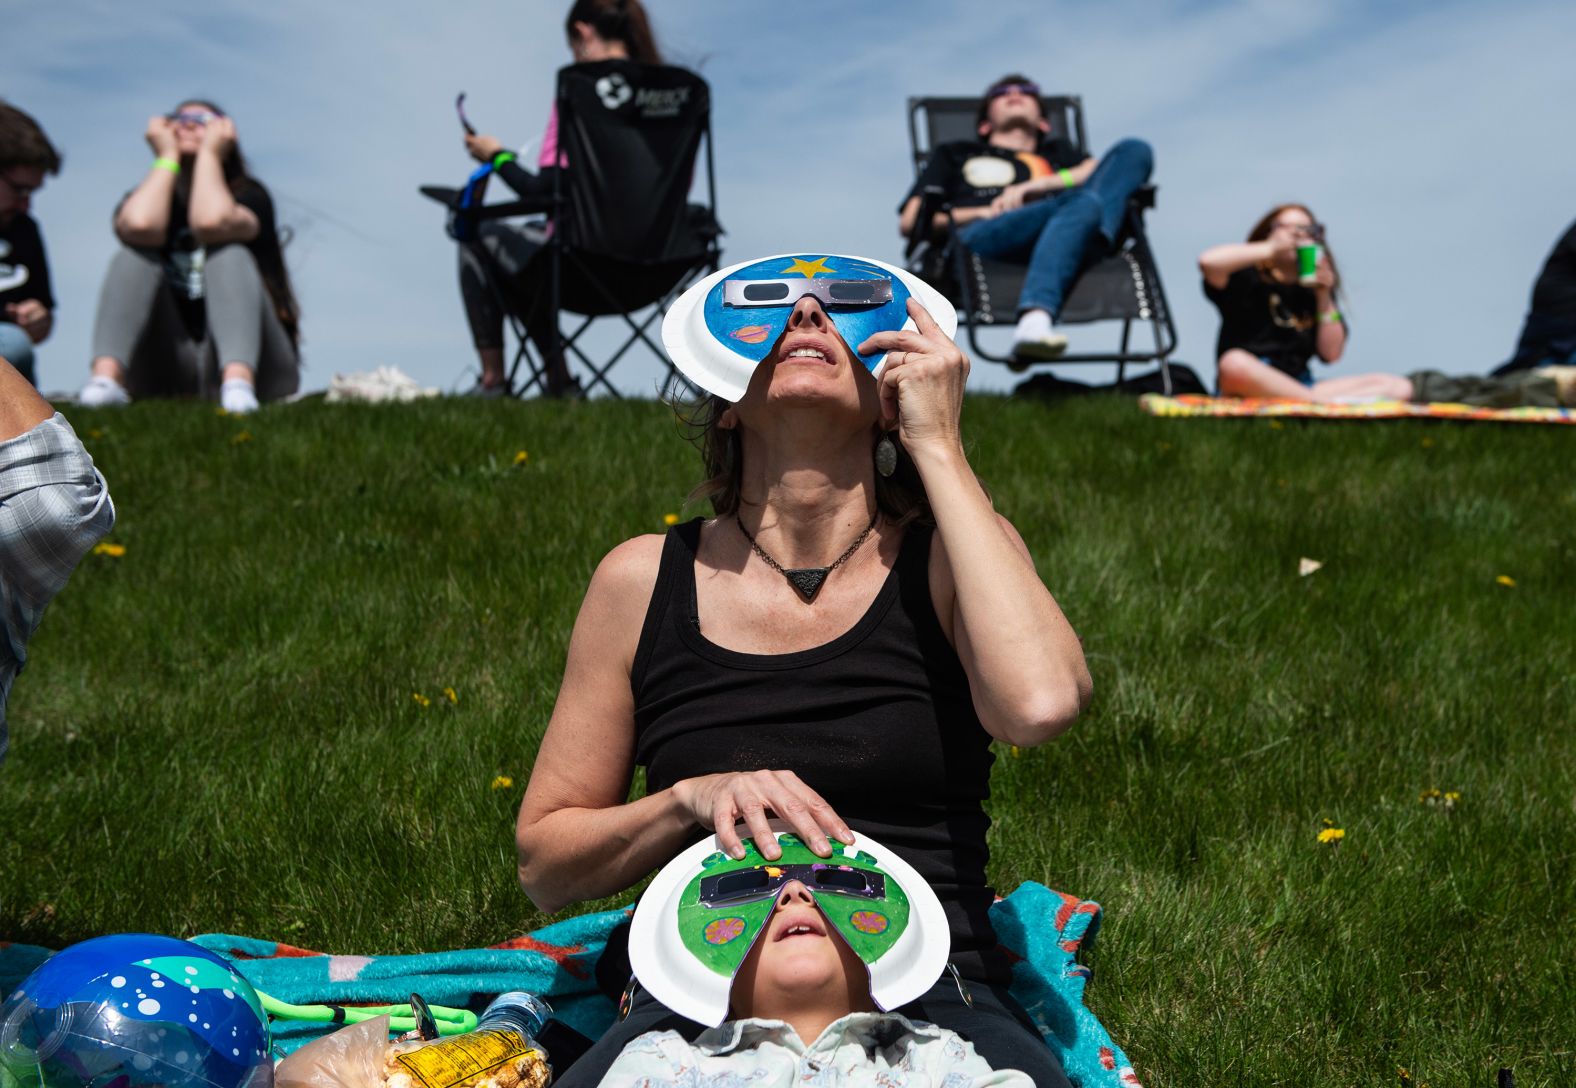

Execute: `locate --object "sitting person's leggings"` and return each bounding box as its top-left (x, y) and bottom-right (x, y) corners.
top-left (552, 976), bottom-right (1073, 1087)
top-left (90, 243), bottom-right (299, 401)
top-left (456, 220), bottom-right (556, 356)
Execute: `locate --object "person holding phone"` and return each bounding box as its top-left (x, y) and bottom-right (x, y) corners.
top-left (453, 0), bottom-right (663, 398)
top-left (77, 100), bottom-right (299, 414)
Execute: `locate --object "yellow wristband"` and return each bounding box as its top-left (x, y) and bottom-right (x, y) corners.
top-left (1056, 168), bottom-right (1076, 188)
top-left (152, 157), bottom-right (181, 175)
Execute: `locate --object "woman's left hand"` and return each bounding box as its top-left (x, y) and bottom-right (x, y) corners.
top-left (857, 298), bottom-right (969, 459)
top-left (200, 116), bottom-right (237, 156)
top-left (465, 133), bottom-right (504, 163)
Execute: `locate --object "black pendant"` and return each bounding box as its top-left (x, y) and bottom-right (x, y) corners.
top-left (785, 567), bottom-right (830, 602)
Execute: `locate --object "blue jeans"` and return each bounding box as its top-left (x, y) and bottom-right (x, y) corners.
top-left (0, 322), bottom-right (35, 386)
top-left (959, 137), bottom-right (1154, 319)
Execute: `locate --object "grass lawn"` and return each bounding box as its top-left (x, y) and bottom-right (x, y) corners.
top-left (1, 393), bottom-right (1571, 1086)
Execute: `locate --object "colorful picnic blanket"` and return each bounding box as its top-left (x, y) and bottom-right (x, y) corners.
top-left (1140, 392), bottom-right (1576, 424)
top-left (0, 882), bottom-right (1138, 1087)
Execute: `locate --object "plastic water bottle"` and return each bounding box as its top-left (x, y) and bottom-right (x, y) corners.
top-left (476, 992), bottom-right (553, 1040)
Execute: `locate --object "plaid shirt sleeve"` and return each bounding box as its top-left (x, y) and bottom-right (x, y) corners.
top-left (1, 412), bottom-right (116, 765)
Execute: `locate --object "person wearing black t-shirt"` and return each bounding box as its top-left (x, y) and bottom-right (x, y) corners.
top-left (77, 101), bottom-right (299, 415)
top-left (898, 74), bottom-right (1153, 364)
top-left (1495, 219), bottom-right (1576, 375)
top-left (0, 102), bottom-right (61, 388)
top-left (1199, 203), bottom-right (1387, 401)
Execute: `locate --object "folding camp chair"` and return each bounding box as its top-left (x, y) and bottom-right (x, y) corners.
top-left (426, 60), bottom-right (722, 398)
top-left (905, 95), bottom-right (1177, 391)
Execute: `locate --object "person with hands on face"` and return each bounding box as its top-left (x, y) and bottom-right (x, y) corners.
top-left (0, 102), bottom-right (63, 388)
top-left (1197, 203), bottom-right (1370, 401)
top-left (77, 100), bottom-right (299, 414)
top-left (453, 0), bottom-right (664, 398)
top-left (516, 253), bottom-right (1090, 1087)
top-left (898, 73), bottom-right (1154, 365)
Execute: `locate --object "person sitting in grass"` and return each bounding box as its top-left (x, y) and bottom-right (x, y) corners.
top-left (0, 350), bottom-right (114, 768)
top-left (0, 101), bottom-right (61, 389)
top-left (602, 828), bottom-right (1032, 1086)
top-left (514, 253), bottom-right (1091, 1087)
top-left (77, 100), bottom-right (299, 415)
top-left (1494, 218), bottom-right (1576, 376)
top-left (1201, 205), bottom-right (1576, 407)
top-left (1198, 202), bottom-right (1370, 400)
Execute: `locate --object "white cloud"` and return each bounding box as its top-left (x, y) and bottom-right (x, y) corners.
top-left (10, 0), bottom-right (1575, 396)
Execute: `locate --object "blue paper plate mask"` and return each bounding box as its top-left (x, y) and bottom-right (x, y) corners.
top-left (704, 255), bottom-right (912, 373)
top-left (662, 253), bottom-right (958, 403)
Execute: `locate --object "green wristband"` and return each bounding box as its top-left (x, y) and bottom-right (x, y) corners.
top-left (1056, 168), bottom-right (1076, 188)
top-left (1318, 309), bottom-right (1342, 325)
top-left (491, 151), bottom-right (517, 170)
top-left (152, 157), bottom-right (181, 175)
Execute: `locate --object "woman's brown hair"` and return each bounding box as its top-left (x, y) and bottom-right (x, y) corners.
top-left (565, 0), bottom-right (662, 64)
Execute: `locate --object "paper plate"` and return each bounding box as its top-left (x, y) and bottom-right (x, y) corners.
top-left (628, 821), bottom-right (950, 1026)
top-left (661, 253), bottom-right (958, 403)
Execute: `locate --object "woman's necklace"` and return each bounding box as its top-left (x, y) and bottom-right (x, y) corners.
top-left (735, 510), bottom-right (880, 603)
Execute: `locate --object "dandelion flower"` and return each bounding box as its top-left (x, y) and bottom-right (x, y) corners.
top-left (663, 513), bottom-right (680, 526)
top-left (411, 692), bottom-right (431, 708)
top-left (491, 775), bottom-right (514, 790)
top-left (1421, 437), bottom-right (1435, 448)
top-left (231, 431), bottom-right (253, 445)
top-left (1269, 420), bottom-right (1284, 430)
top-left (93, 542), bottom-right (127, 558)
top-left (215, 407), bottom-right (231, 417)
top-left (443, 686), bottom-right (459, 705)
top-left (1317, 827), bottom-right (1344, 844)
top-left (513, 450), bottom-right (529, 466)
top-left (1009, 745), bottom-right (1020, 758)
top-left (1495, 575), bottom-right (1516, 588)
top-left (88, 428), bottom-right (105, 439)
top-left (1443, 790), bottom-right (1461, 803)
top-left (1419, 788), bottom-right (1442, 803)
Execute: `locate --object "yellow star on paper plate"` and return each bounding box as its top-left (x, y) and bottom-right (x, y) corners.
top-left (780, 256), bottom-right (834, 278)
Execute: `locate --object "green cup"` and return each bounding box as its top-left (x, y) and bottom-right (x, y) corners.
top-left (1297, 242), bottom-right (1322, 286)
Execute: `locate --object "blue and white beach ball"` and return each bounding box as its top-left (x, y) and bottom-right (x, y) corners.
top-left (0, 934), bottom-right (271, 1088)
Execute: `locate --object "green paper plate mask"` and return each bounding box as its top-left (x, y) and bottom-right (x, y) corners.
top-left (676, 835), bottom-right (911, 978)
top-left (628, 822), bottom-right (950, 1026)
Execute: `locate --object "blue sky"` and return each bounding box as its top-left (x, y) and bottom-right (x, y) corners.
top-left (9, 0), bottom-right (1576, 396)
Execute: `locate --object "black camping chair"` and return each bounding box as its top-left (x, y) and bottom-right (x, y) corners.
top-left (424, 61), bottom-right (722, 398)
top-left (904, 95), bottom-right (1177, 391)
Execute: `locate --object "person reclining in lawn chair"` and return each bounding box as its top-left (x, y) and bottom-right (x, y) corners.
top-left (602, 825), bottom-right (1033, 1086)
top-left (898, 75), bottom-right (1153, 366)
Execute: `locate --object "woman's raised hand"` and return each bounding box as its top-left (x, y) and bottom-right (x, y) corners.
top-left (672, 770), bottom-right (855, 861)
top-left (200, 116), bottom-right (237, 157)
top-left (465, 133), bottom-right (504, 163)
top-left (858, 298), bottom-right (969, 458)
top-left (144, 115), bottom-right (178, 159)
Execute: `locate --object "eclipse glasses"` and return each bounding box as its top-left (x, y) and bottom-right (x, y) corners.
top-left (722, 277), bottom-right (893, 308)
top-left (698, 863), bottom-right (889, 907)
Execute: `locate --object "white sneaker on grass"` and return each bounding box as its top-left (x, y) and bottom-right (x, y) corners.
top-left (78, 375), bottom-right (131, 407)
top-left (220, 378), bottom-right (260, 415)
top-left (1011, 309), bottom-right (1069, 364)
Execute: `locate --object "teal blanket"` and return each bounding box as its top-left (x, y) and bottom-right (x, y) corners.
top-left (0, 882), bottom-right (1138, 1087)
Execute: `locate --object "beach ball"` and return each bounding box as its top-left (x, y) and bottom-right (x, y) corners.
top-left (0, 934), bottom-right (271, 1088)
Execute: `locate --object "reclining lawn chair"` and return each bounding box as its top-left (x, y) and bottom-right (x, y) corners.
top-left (423, 60), bottom-right (722, 398)
top-left (905, 94), bottom-right (1177, 391)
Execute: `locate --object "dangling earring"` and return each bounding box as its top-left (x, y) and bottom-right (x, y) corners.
top-left (875, 432), bottom-right (897, 478)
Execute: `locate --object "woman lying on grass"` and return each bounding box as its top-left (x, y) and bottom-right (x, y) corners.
top-left (514, 254), bottom-right (1091, 1086)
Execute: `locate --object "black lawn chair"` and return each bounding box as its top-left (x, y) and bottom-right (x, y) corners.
top-left (905, 95), bottom-right (1176, 391)
top-left (424, 61), bottom-right (722, 398)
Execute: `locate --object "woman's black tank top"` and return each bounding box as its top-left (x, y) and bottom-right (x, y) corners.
top-left (631, 518), bottom-right (1007, 984)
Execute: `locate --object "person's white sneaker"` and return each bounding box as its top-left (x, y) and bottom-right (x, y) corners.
top-left (78, 374), bottom-right (132, 407)
top-left (220, 377), bottom-right (260, 415)
top-left (1011, 309), bottom-right (1069, 364)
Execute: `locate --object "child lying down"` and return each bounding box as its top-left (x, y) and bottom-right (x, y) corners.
top-left (603, 825), bottom-right (1035, 1086)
